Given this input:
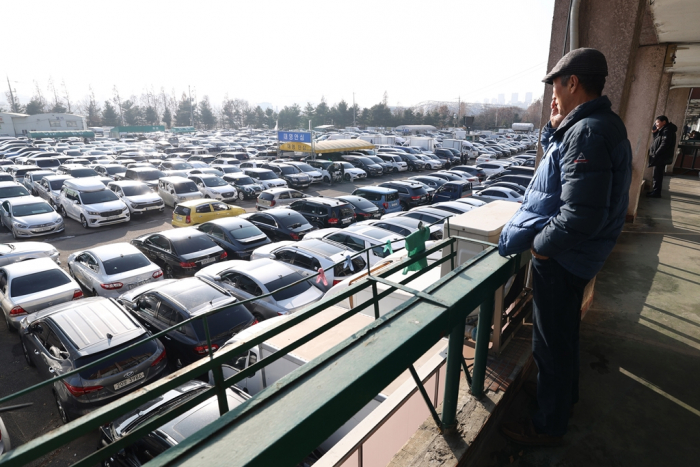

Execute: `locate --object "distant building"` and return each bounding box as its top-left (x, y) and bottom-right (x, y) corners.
top-left (0, 112), bottom-right (88, 137)
top-left (483, 98), bottom-right (489, 104)
top-left (511, 93), bottom-right (518, 105)
top-left (491, 98), bottom-right (497, 105)
top-left (525, 92), bottom-right (533, 106)
top-left (498, 94), bottom-right (505, 105)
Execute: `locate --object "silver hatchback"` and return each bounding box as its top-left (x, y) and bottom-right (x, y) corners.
top-left (1, 258), bottom-right (82, 331)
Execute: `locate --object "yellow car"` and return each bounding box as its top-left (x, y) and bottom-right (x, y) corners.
top-left (172, 199), bottom-right (246, 227)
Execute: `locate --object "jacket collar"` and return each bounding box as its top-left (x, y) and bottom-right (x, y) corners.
top-left (553, 95), bottom-right (612, 137)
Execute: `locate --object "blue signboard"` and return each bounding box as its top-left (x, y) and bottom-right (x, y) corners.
top-left (278, 131), bottom-right (311, 143)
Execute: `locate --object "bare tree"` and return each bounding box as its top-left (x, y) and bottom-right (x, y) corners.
top-left (112, 85), bottom-right (124, 125)
top-left (61, 79), bottom-right (72, 113)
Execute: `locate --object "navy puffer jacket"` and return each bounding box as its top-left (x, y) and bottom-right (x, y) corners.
top-left (498, 96), bottom-right (632, 280)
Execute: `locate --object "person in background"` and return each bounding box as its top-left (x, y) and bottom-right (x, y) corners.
top-left (498, 48), bottom-right (632, 446)
top-left (647, 115), bottom-right (677, 198)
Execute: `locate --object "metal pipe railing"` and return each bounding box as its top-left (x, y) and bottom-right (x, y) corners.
top-left (0, 218), bottom-right (520, 467)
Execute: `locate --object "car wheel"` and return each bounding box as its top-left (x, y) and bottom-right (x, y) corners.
top-left (59, 206), bottom-right (67, 218)
top-left (407, 166), bottom-right (414, 172)
top-left (92, 289), bottom-right (98, 297)
top-left (21, 339), bottom-right (34, 366)
top-left (5, 312), bottom-right (16, 333)
top-left (80, 215), bottom-right (89, 229)
top-left (393, 167), bottom-right (398, 173)
top-left (323, 176), bottom-right (330, 183)
top-left (11, 227), bottom-right (18, 240)
top-left (159, 207), bottom-right (164, 212)
top-left (344, 173), bottom-right (351, 182)
top-left (54, 391), bottom-right (70, 424)
top-left (238, 191), bottom-right (245, 201)
top-left (164, 264), bottom-right (175, 279)
top-left (400, 202), bottom-right (409, 211)
top-left (31, 189), bottom-right (37, 196)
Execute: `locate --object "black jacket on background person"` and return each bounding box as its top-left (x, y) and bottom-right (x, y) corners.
top-left (650, 122), bottom-right (677, 166)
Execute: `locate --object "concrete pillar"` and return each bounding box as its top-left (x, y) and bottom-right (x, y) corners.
top-left (622, 45), bottom-right (668, 220)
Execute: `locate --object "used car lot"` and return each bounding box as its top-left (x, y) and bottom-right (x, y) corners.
top-left (0, 132), bottom-right (533, 464)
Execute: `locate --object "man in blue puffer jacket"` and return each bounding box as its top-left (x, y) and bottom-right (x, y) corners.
top-left (499, 48), bottom-right (632, 445)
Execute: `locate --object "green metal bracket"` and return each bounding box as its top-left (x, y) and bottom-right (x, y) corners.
top-left (408, 365), bottom-right (442, 432)
top-left (367, 275), bottom-right (451, 308)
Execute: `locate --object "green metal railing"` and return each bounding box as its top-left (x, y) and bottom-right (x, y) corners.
top-left (0, 219), bottom-right (522, 467)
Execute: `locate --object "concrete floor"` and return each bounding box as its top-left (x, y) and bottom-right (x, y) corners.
top-left (475, 175), bottom-right (700, 466)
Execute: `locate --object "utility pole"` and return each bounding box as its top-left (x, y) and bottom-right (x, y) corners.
top-left (6, 77), bottom-right (18, 112)
top-left (188, 85), bottom-right (193, 127)
top-left (352, 92), bottom-right (356, 126)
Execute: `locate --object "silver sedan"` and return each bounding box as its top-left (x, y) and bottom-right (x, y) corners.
top-left (0, 242), bottom-right (60, 266)
top-left (0, 196), bottom-right (64, 239)
top-left (195, 258), bottom-right (324, 320)
top-left (67, 243), bottom-right (164, 298)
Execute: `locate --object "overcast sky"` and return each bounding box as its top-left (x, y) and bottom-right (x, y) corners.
top-left (3, 0), bottom-right (554, 110)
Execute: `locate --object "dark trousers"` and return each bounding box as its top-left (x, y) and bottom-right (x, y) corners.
top-left (652, 164), bottom-right (665, 195)
top-left (531, 258), bottom-right (589, 436)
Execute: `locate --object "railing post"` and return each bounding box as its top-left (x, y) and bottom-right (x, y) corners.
top-left (202, 315), bottom-right (229, 415)
top-left (440, 313), bottom-right (466, 432)
top-left (471, 294), bottom-right (495, 398)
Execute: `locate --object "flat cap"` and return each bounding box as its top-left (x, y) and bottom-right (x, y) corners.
top-left (542, 48), bottom-right (608, 84)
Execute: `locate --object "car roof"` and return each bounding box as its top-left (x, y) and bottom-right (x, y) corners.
top-left (0, 181), bottom-right (23, 188)
top-left (34, 297), bottom-right (142, 351)
top-left (356, 186), bottom-right (396, 194)
top-left (5, 195), bottom-right (48, 206)
top-left (482, 186), bottom-right (519, 194)
top-left (203, 217), bottom-right (255, 229)
top-left (303, 197), bottom-right (347, 207)
top-left (381, 180), bottom-right (424, 188)
top-left (84, 243), bottom-right (143, 262)
top-left (160, 176), bottom-right (191, 183)
top-left (42, 174), bottom-right (73, 181)
top-left (64, 178), bottom-right (105, 192)
top-left (177, 198), bottom-right (214, 207)
top-left (1, 257), bottom-right (60, 276)
top-left (244, 168), bottom-right (272, 173)
top-left (155, 227), bottom-right (208, 240)
top-left (219, 258), bottom-right (295, 283)
top-left (108, 180), bottom-right (144, 187)
top-left (263, 187), bottom-right (292, 194)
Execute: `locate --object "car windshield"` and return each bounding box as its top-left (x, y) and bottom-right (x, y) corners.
top-left (403, 154), bottom-right (418, 161)
top-left (402, 148), bottom-right (419, 154)
top-left (280, 166), bottom-right (299, 175)
top-left (10, 269), bottom-right (71, 297)
top-left (122, 185), bottom-right (152, 196)
top-left (136, 170), bottom-right (164, 181)
top-left (233, 176), bottom-right (255, 185)
top-left (229, 225), bottom-right (264, 239)
top-left (361, 227), bottom-right (396, 241)
top-left (80, 190), bottom-right (119, 204)
top-left (169, 162), bottom-right (191, 170)
top-left (256, 171), bottom-right (276, 180)
top-left (356, 157), bottom-right (376, 165)
top-left (12, 202), bottom-right (54, 217)
top-left (76, 336), bottom-right (157, 380)
top-left (340, 162), bottom-right (354, 170)
top-left (343, 197), bottom-right (376, 210)
top-left (276, 212), bottom-right (309, 228)
top-left (202, 177), bottom-right (227, 187)
top-left (368, 156), bottom-right (384, 164)
top-left (265, 272), bottom-right (313, 302)
top-left (174, 182), bottom-right (198, 193)
top-left (295, 164), bottom-right (315, 172)
top-left (35, 159), bottom-right (60, 168)
top-left (106, 167), bottom-right (126, 175)
top-left (0, 186), bottom-right (30, 198)
top-left (172, 235), bottom-right (217, 255)
top-left (191, 304), bottom-right (251, 340)
top-left (102, 253), bottom-right (151, 274)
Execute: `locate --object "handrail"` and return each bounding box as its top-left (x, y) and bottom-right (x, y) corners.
top-left (0, 218), bottom-right (462, 467)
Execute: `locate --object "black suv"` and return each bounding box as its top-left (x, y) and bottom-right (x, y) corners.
top-left (288, 197), bottom-right (356, 229)
top-left (434, 148), bottom-right (460, 166)
top-left (261, 163), bottom-right (311, 189)
top-left (378, 181), bottom-right (430, 210)
top-left (395, 153), bottom-right (426, 172)
top-left (342, 156), bottom-right (384, 177)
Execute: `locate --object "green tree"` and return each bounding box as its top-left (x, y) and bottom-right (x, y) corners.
top-left (331, 99), bottom-right (352, 128)
top-left (314, 97), bottom-right (329, 127)
top-left (264, 108), bottom-right (277, 129)
top-left (25, 97), bottom-right (44, 115)
top-left (102, 101), bottom-right (119, 126)
top-left (121, 100), bottom-right (142, 126)
top-left (302, 102), bottom-right (315, 127)
top-left (253, 106), bottom-right (266, 128)
top-left (175, 93), bottom-right (194, 126)
top-left (162, 107), bottom-right (172, 129)
top-left (278, 104), bottom-right (301, 129)
top-left (84, 90), bottom-right (102, 126)
top-left (199, 97), bottom-right (216, 129)
top-left (50, 101), bottom-right (67, 113)
top-left (145, 106), bottom-right (158, 125)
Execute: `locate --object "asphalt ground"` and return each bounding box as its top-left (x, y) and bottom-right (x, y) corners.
top-left (0, 165), bottom-right (468, 466)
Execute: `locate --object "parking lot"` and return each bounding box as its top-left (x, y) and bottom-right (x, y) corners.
top-left (0, 170), bottom-right (438, 466)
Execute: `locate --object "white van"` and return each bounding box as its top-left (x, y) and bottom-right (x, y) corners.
top-left (57, 178), bottom-right (130, 228)
top-left (157, 176), bottom-right (203, 207)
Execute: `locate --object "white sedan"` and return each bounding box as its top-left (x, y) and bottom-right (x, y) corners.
top-left (473, 187), bottom-right (524, 203)
top-left (476, 163), bottom-right (508, 177)
top-left (67, 243), bottom-right (163, 298)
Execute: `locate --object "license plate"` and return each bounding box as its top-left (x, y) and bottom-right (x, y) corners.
top-left (176, 215), bottom-right (184, 221)
top-left (342, 218), bottom-right (351, 224)
top-left (200, 257), bottom-right (215, 265)
top-left (114, 372), bottom-right (144, 390)
top-left (107, 215), bottom-right (121, 220)
top-left (128, 280), bottom-right (150, 290)
top-left (33, 226), bottom-right (53, 232)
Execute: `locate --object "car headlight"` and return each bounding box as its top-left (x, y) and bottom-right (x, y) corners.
top-left (54, 218), bottom-right (63, 224)
top-left (244, 187), bottom-right (252, 192)
top-left (87, 211), bottom-right (100, 215)
top-left (122, 207), bottom-right (129, 212)
top-left (13, 223), bottom-right (28, 229)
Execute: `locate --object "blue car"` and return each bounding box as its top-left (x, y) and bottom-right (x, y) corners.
top-left (431, 180), bottom-right (473, 204)
top-left (352, 186), bottom-right (402, 214)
